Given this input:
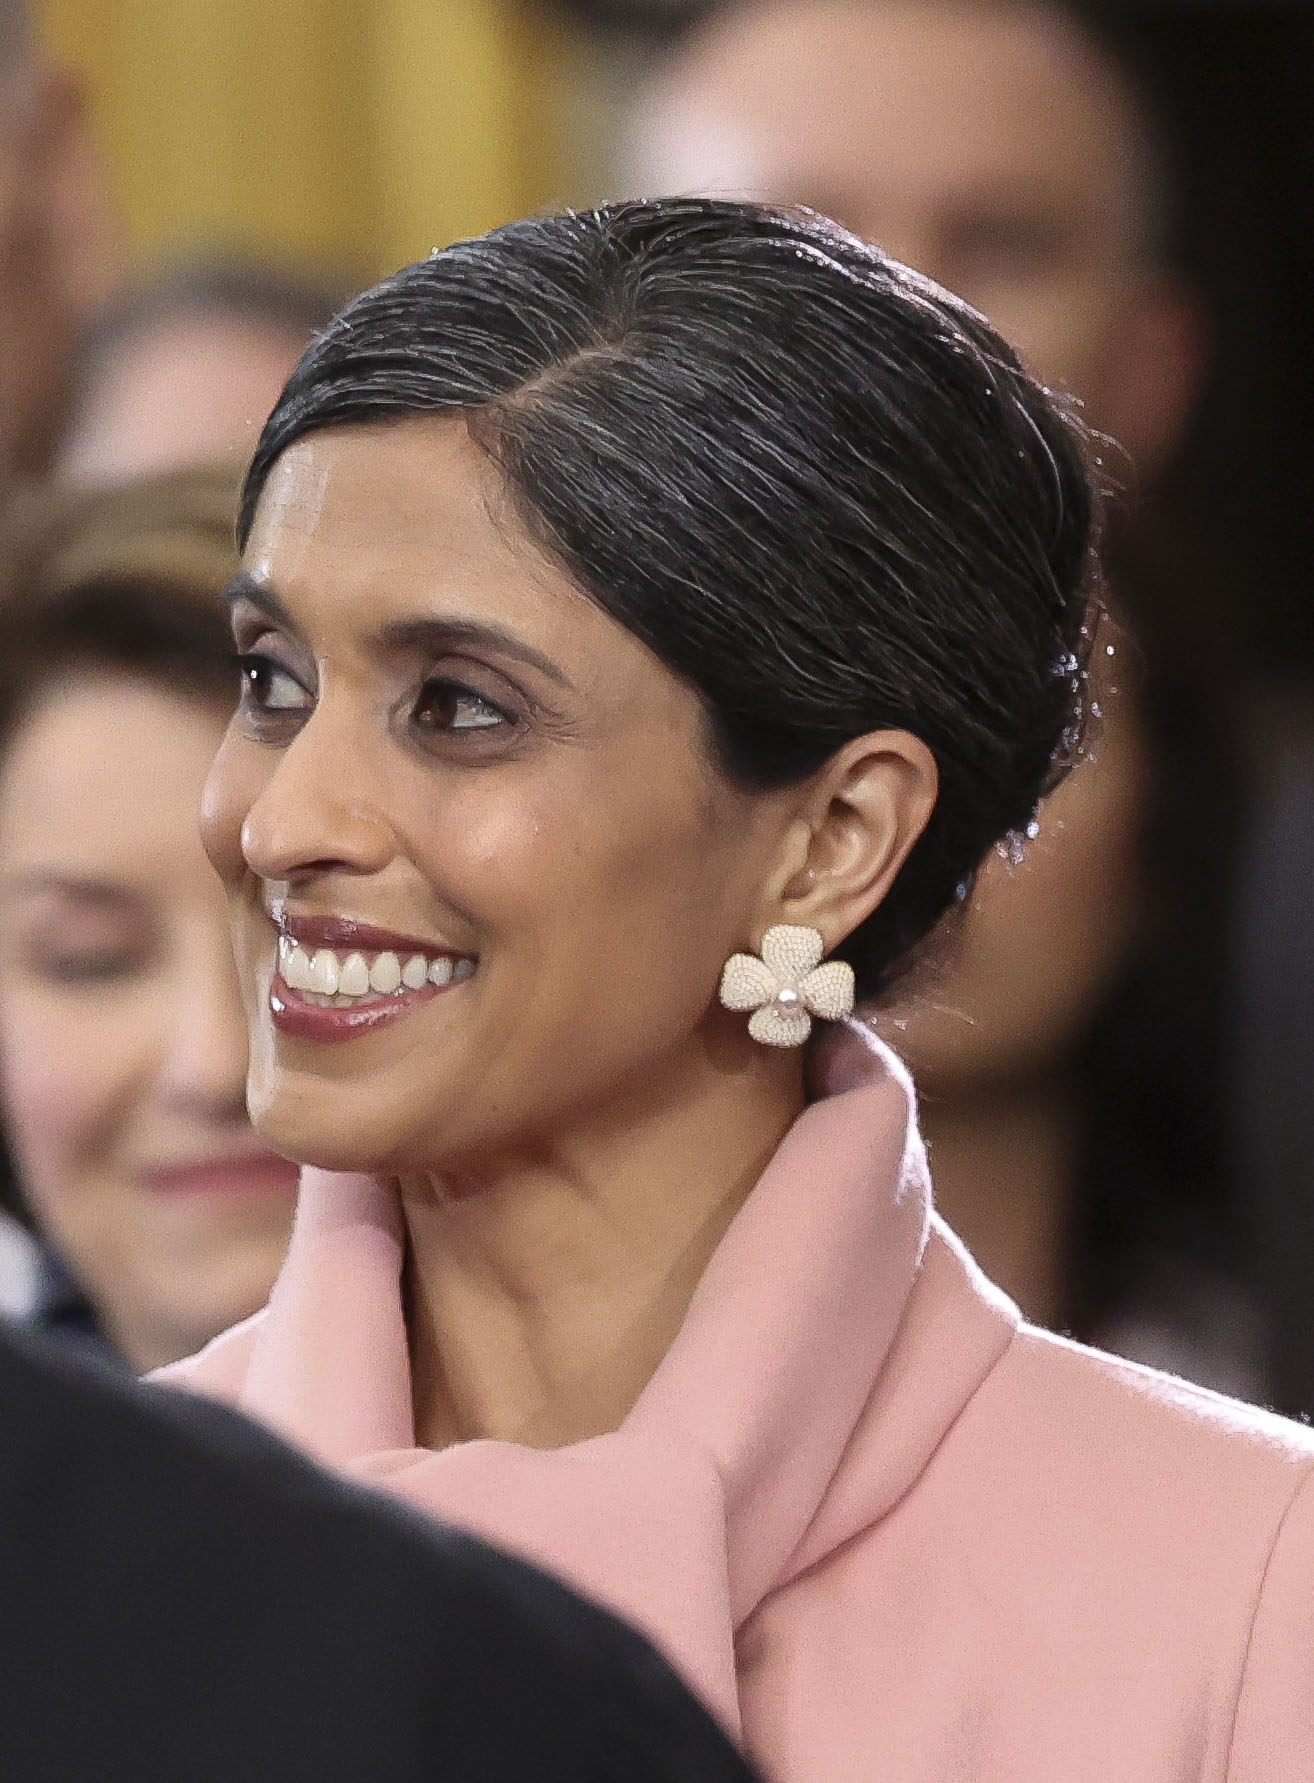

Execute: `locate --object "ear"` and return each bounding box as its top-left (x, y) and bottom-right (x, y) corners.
top-left (755, 728), bottom-right (939, 952)
top-left (1102, 272), bottom-right (1209, 481)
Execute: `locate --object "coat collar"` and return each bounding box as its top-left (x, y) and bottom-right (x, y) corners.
top-left (238, 1024), bottom-right (1017, 1730)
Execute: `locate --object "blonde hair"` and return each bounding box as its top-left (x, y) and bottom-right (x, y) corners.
top-left (0, 463), bottom-right (243, 748)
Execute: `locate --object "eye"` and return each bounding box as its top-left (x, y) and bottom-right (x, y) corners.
top-left (945, 215), bottom-right (1065, 287)
top-left (237, 653), bottom-right (312, 714)
top-left (35, 946), bottom-right (152, 987)
top-left (413, 677), bottom-right (510, 735)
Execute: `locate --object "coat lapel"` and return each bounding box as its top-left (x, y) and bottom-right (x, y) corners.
top-left (236, 1026), bottom-right (1014, 1730)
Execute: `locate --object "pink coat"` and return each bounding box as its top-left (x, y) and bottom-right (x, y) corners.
top-left (159, 1029), bottom-right (1314, 1782)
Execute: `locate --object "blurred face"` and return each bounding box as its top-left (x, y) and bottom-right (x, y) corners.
top-left (871, 642), bottom-right (1150, 1088)
top-left (203, 419), bottom-right (786, 1176)
top-left (0, 674), bottom-right (298, 1370)
top-left (629, 0), bottom-right (1197, 468)
top-left (59, 314), bottom-right (311, 485)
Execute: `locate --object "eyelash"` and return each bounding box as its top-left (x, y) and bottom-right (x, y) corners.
top-left (413, 677), bottom-right (513, 735)
top-left (235, 653), bottom-right (516, 740)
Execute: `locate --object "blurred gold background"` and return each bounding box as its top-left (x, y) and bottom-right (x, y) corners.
top-left (38, 0), bottom-right (576, 279)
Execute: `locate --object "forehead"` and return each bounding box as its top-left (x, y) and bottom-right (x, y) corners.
top-left (0, 675), bottom-right (225, 877)
top-left (247, 416), bottom-right (512, 583)
top-left (243, 418), bottom-right (606, 660)
top-left (642, 1), bottom-right (1145, 235)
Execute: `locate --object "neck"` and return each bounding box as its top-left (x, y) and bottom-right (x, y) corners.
top-left (400, 1042), bottom-right (804, 1450)
top-left (918, 1073), bottom-right (1076, 1328)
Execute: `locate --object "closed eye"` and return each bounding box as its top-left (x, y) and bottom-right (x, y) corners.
top-left (33, 944), bottom-right (154, 986)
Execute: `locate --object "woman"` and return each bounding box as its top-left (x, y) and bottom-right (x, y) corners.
top-left (162, 203), bottom-right (1313, 1780)
top-left (0, 470), bottom-right (299, 1369)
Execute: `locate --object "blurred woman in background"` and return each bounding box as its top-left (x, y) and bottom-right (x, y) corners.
top-left (0, 468), bottom-right (297, 1370)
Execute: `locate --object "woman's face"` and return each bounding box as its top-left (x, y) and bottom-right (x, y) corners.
top-left (0, 673), bottom-right (298, 1370)
top-left (204, 418), bottom-right (791, 1175)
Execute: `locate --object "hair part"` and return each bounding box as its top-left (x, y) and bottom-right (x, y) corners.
top-left (242, 198), bottom-right (1100, 999)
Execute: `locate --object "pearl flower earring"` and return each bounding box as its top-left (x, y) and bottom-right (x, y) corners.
top-left (718, 924), bottom-right (856, 1048)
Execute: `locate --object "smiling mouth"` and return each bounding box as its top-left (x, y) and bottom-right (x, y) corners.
top-left (268, 918), bottom-right (477, 1042)
top-left (277, 935), bottom-right (475, 1008)
top-left (141, 1155), bottom-right (301, 1197)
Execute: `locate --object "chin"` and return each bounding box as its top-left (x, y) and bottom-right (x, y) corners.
top-left (248, 1077), bottom-right (436, 1176)
top-left (152, 1256), bottom-right (289, 1364)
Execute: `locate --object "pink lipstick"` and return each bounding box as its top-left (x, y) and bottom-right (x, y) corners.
top-left (140, 1155), bottom-right (300, 1197)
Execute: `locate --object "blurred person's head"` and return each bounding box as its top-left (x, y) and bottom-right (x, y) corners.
top-left (624, 0), bottom-right (1202, 478)
top-left (58, 257), bottom-right (342, 485)
top-left (0, 0), bottom-right (123, 479)
top-left (623, 0), bottom-right (1204, 1103)
top-left (0, 469), bottom-right (298, 1370)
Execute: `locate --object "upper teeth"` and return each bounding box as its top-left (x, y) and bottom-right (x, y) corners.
top-left (278, 937), bottom-right (473, 1001)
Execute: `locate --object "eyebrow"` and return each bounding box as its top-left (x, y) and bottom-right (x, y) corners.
top-left (223, 572), bottom-right (298, 629)
top-left (0, 873), bottom-right (141, 906)
top-left (376, 618), bottom-right (575, 692)
top-left (225, 573), bottom-right (575, 693)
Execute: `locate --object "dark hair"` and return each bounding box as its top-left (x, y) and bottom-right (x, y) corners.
top-left (242, 198), bottom-right (1099, 997)
top-left (0, 465), bottom-right (241, 760)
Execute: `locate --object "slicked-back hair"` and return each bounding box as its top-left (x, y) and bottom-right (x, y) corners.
top-left (242, 198), bottom-right (1100, 998)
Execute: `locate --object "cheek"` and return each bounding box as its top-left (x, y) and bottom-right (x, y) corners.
top-left (985, 282), bottom-right (1121, 411)
top-left (435, 766), bottom-right (714, 925)
top-left (429, 757), bottom-right (748, 1008)
top-left (201, 727), bottom-right (266, 886)
top-left (0, 989), bottom-right (142, 1208)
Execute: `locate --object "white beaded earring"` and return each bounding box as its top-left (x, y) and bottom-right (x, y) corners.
top-left (718, 923), bottom-right (856, 1048)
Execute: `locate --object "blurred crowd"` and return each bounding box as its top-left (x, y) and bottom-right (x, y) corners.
top-left (1, 0), bottom-right (1312, 1411)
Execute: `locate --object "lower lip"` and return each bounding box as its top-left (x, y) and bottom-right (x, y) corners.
top-left (141, 1157), bottom-right (301, 1197)
top-left (269, 974), bottom-right (458, 1043)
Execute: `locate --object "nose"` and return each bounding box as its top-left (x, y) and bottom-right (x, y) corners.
top-left (239, 706), bottom-right (396, 885)
top-left (158, 924), bottom-right (251, 1124)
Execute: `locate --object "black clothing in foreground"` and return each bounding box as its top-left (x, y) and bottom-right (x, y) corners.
top-left (0, 1320), bottom-right (757, 1783)
top-left (24, 1241), bottom-right (125, 1366)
